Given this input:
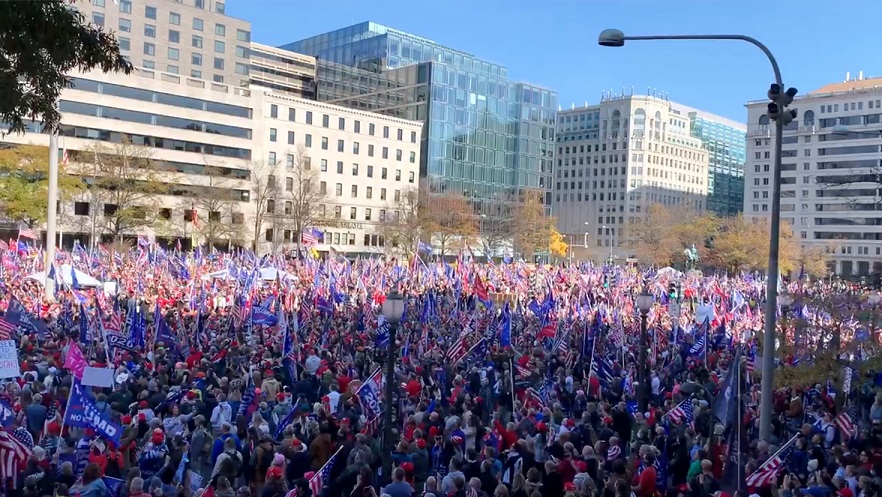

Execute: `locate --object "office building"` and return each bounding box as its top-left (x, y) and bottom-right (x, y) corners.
top-left (554, 94), bottom-right (709, 263)
top-left (1, 67), bottom-right (422, 255)
top-left (744, 73), bottom-right (882, 277)
top-left (75, 0), bottom-right (252, 85)
top-left (687, 110), bottom-right (746, 216)
top-left (249, 43), bottom-right (317, 99)
top-left (2, 68), bottom-right (255, 249)
top-left (283, 21), bottom-right (557, 220)
top-left (250, 90), bottom-right (422, 255)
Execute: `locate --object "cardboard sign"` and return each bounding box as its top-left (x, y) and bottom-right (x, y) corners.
top-left (0, 341), bottom-right (20, 379)
top-left (81, 366), bottom-right (114, 387)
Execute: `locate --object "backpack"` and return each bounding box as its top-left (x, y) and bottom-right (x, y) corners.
top-left (220, 452), bottom-right (242, 480)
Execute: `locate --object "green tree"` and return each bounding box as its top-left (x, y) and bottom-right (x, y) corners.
top-left (0, 144), bottom-right (81, 227)
top-left (512, 189), bottom-right (551, 259)
top-left (0, 0), bottom-right (132, 134)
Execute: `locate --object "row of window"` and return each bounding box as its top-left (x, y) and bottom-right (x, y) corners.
top-left (268, 104), bottom-right (419, 143)
top-left (59, 100), bottom-right (252, 140)
top-left (268, 129), bottom-right (417, 163)
top-left (70, 78), bottom-right (251, 119)
top-left (60, 125), bottom-right (251, 159)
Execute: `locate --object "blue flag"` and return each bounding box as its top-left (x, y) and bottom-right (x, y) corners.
top-left (500, 303), bottom-right (512, 347)
top-left (5, 297), bottom-right (47, 337)
top-left (63, 380), bottom-right (122, 444)
top-left (79, 303), bottom-right (89, 344)
top-left (0, 399), bottom-right (14, 427)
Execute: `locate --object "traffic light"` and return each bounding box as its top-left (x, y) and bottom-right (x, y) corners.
top-left (767, 84), bottom-right (799, 125)
top-left (668, 282), bottom-right (677, 300)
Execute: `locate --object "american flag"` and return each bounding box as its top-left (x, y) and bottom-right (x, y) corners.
top-left (835, 403), bottom-right (857, 439)
top-left (552, 326), bottom-right (570, 355)
top-left (0, 318), bottom-right (15, 340)
top-left (301, 228), bottom-right (323, 246)
top-left (445, 337), bottom-right (468, 365)
top-left (666, 398), bottom-right (694, 425)
top-left (514, 364), bottom-right (532, 379)
top-left (745, 433), bottom-right (797, 487)
top-left (309, 446), bottom-right (340, 497)
top-left (17, 227), bottom-right (38, 240)
top-left (0, 430), bottom-right (32, 484)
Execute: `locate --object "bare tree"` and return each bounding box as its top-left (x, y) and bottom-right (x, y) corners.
top-left (377, 185), bottom-right (424, 256)
top-left (193, 159), bottom-right (246, 250)
top-left (75, 142), bottom-right (164, 242)
top-left (422, 190), bottom-right (477, 257)
top-left (268, 146), bottom-right (331, 254)
top-left (479, 216), bottom-right (513, 260)
top-left (249, 159), bottom-right (279, 251)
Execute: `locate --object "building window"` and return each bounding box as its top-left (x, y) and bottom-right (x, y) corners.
top-left (321, 137), bottom-right (328, 150)
top-left (119, 18), bottom-right (131, 32)
top-left (305, 134), bottom-right (312, 148)
top-left (269, 128), bottom-right (277, 142)
top-left (353, 142), bottom-right (360, 154)
top-left (351, 185), bottom-right (358, 198)
top-left (194, 0), bottom-right (204, 8)
top-left (213, 74), bottom-right (223, 83)
top-left (337, 139), bottom-right (344, 152)
top-left (395, 169), bottom-right (401, 181)
top-left (352, 163), bottom-right (358, 175)
top-left (287, 131), bottom-right (295, 145)
top-left (143, 60), bottom-right (155, 69)
top-left (288, 108), bottom-right (295, 121)
top-left (214, 40), bottom-right (225, 53)
top-left (193, 18), bottom-right (203, 31)
top-left (168, 30), bottom-right (180, 43)
top-left (369, 123), bottom-right (375, 135)
top-left (381, 168), bottom-right (388, 180)
top-left (411, 131), bottom-right (417, 143)
top-left (191, 53), bottom-right (202, 66)
top-left (235, 45), bottom-right (248, 58)
top-left (215, 1), bottom-right (225, 13)
top-left (350, 207), bottom-right (357, 220)
top-left (366, 187), bottom-right (372, 198)
top-left (265, 229), bottom-right (273, 241)
top-left (215, 24), bottom-right (226, 36)
top-left (409, 171), bottom-right (415, 183)
top-left (93, 0), bottom-right (105, 6)
top-left (410, 151), bottom-right (416, 163)
top-left (268, 152), bottom-right (276, 164)
top-left (305, 111), bottom-right (312, 124)
top-left (365, 208), bottom-right (372, 221)
top-left (234, 62), bottom-right (248, 75)
top-left (167, 65), bottom-right (178, 74)
top-left (380, 188), bottom-right (386, 200)
top-left (396, 149), bottom-right (402, 161)
top-left (368, 145), bottom-right (374, 157)
top-left (382, 147), bottom-right (389, 159)
top-left (143, 42), bottom-right (155, 56)
top-left (286, 177), bottom-right (293, 191)
top-left (354, 121), bottom-right (361, 133)
top-left (286, 154), bottom-right (294, 168)
top-left (213, 57), bottom-right (224, 70)
top-left (367, 165), bottom-right (374, 178)
top-left (192, 35), bottom-right (203, 48)
top-left (145, 5), bottom-right (157, 19)
top-left (322, 114), bottom-right (329, 128)
top-left (335, 184), bottom-right (342, 196)
top-left (336, 161), bottom-right (343, 174)
top-left (320, 159), bottom-right (327, 171)
top-left (167, 47), bottom-right (179, 61)
top-left (236, 29), bottom-right (251, 42)
top-left (334, 206), bottom-right (341, 219)
top-left (383, 126), bottom-right (389, 138)
top-left (118, 37), bottom-right (130, 51)
top-left (92, 13), bottom-right (105, 27)
top-left (338, 117), bottom-right (345, 130)
top-left (190, 69), bottom-right (201, 78)
top-left (169, 12), bottom-right (181, 25)
top-left (145, 24), bottom-right (156, 38)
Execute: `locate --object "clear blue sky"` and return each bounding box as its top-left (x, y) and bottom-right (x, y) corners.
top-left (227, 0), bottom-right (881, 123)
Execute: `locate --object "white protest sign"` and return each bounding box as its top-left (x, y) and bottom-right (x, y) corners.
top-left (82, 366), bottom-right (114, 388)
top-left (0, 341), bottom-right (20, 379)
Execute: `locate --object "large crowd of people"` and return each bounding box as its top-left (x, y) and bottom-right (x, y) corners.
top-left (0, 244), bottom-right (878, 497)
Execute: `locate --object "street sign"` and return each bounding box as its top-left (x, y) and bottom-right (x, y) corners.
top-left (669, 303), bottom-right (681, 320)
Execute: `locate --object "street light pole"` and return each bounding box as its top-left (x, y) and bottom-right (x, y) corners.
top-left (380, 291), bottom-right (404, 486)
top-left (597, 29), bottom-right (784, 440)
top-left (602, 225), bottom-right (613, 264)
top-left (635, 290), bottom-right (654, 411)
top-left (45, 133), bottom-right (60, 301)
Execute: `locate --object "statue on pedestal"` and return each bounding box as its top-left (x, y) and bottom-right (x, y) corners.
top-left (684, 244), bottom-right (700, 270)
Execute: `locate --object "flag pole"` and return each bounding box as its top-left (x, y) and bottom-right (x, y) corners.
top-left (736, 349), bottom-right (744, 493)
top-left (508, 357), bottom-right (515, 416)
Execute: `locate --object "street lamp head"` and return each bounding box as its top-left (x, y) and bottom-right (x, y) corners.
top-left (382, 291), bottom-right (405, 325)
top-left (635, 292), bottom-right (654, 314)
top-left (598, 29), bottom-right (626, 47)
top-left (777, 292), bottom-right (794, 307)
top-left (831, 125), bottom-right (851, 136)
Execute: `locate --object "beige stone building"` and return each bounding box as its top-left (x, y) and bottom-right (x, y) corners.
top-left (554, 94), bottom-right (709, 262)
top-left (248, 43), bottom-right (317, 99)
top-left (75, 0), bottom-right (252, 86)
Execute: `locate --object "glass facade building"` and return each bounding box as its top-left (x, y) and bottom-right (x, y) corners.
top-left (689, 113), bottom-right (746, 216)
top-left (283, 22), bottom-right (557, 213)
